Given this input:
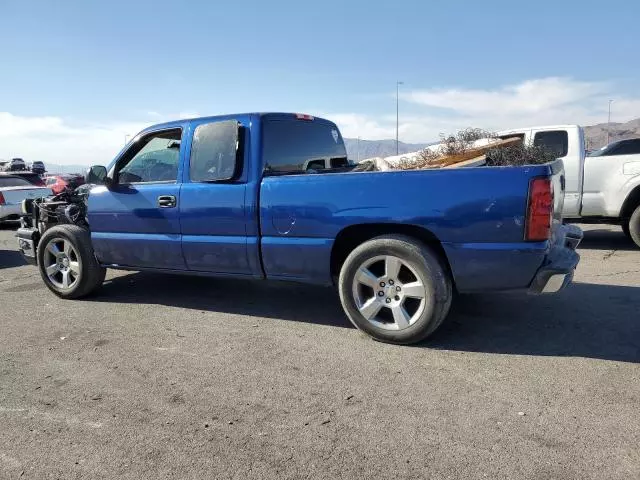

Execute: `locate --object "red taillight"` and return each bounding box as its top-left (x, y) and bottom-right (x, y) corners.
top-left (295, 113), bottom-right (314, 121)
top-left (526, 178), bottom-right (554, 241)
top-left (0, 192), bottom-right (5, 205)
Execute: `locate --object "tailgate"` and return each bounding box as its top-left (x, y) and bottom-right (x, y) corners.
top-left (0, 187), bottom-right (53, 205)
top-left (549, 159), bottom-right (566, 224)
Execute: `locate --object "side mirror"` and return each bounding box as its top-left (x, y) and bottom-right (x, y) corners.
top-left (85, 165), bottom-right (109, 186)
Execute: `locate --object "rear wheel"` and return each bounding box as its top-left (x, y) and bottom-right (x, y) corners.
top-left (338, 235), bottom-right (452, 344)
top-left (627, 206), bottom-right (640, 248)
top-left (37, 225), bottom-right (106, 298)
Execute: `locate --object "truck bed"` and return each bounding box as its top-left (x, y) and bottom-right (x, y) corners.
top-left (259, 161), bottom-right (565, 292)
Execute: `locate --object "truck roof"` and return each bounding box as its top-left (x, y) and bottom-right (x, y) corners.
top-left (138, 112), bottom-right (337, 135)
top-left (497, 124), bottom-right (581, 135)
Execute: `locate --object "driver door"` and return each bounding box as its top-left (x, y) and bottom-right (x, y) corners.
top-left (88, 127), bottom-right (187, 270)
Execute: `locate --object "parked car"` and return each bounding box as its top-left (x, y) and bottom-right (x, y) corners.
top-left (31, 161), bottom-right (46, 175)
top-left (16, 113), bottom-right (582, 344)
top-left (12, 171), bottom-right (46, 187)
top-left (587, 138), bottom-right (640, 157)
top-left (6, 158), bottom-right (26, 172)
top-left (0, 175), bottom-right (52, 223)
top-left (496, 126), bottom-right (640, 247)
top-left (45, 174), bottom-right (84, 195)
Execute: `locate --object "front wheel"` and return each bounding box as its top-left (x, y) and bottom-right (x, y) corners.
top-left (622, 222), bottom-right (631, 239)
top-left (627, 206), bottom-right (640, 248)
top-left (37, 225), bottom-right (106, 299)
top-left (338, 235), bottom-right (452, 345)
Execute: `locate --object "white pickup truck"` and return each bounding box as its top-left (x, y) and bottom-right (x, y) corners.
top-left (496, 126), bottom-right (640, 247)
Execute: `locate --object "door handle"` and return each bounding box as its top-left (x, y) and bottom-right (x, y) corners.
top-left (157, 195), bottom-right (177, 208)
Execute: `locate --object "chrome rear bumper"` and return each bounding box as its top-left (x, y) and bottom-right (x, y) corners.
top-left (529, 224), bottom-right (583, 295)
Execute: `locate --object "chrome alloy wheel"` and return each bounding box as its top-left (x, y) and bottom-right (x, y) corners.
top-left (351, 255), bottom-right (428, 331)
top-left (42, 237), bottom-right (81, 290)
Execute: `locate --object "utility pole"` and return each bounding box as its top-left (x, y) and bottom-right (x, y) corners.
top-left (606, 100), bottom-right (613, 145)
top-left (396, 81), bottom-right (403, 156)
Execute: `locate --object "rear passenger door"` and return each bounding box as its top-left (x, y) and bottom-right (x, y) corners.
top-left (179, 117), bottom-right (258, 275)
top-left (582, 139), bottom-right (640, 216)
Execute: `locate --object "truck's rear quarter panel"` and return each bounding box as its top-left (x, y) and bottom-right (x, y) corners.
top-left (260, 164), bottom-right (557, 291)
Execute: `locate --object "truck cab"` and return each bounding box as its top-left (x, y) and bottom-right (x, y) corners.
top-left (86, 113), bottom-right (348, 275)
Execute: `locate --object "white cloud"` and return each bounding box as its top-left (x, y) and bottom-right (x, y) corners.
top-left (325, 113), bottom-right (397, 139)
top-left (330, 77), bottom-right (640, 143)
top-left (404, 77), bottom-right (603, 116)
top-left (325, 112), bottom-right (468, 145)
top-left (0, 111), bottom-right (199, 167)
top-left (1, 77), bottom-right (639, 165)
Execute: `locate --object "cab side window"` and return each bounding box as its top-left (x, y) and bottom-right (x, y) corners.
top-left (189, 120), bottom-right (240, 182)
top-left (116, 129), bottom-right (182, 184)
top-left (608, 139), bottom-right (640, 156)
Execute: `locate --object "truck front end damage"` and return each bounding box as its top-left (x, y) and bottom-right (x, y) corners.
top-left (16, 186), bottom-right (92, 265)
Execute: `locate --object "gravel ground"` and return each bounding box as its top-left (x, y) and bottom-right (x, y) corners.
top-left (0, 223), bottom-right (638, 480)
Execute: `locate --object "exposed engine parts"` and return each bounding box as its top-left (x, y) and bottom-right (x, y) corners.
top-left (21, 184), bottom-right (92, 235)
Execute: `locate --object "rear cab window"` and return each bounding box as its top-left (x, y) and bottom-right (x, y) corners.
top-left (262, 115), bottom-right (347, 174)
top-left (533, 130), bottom-right (569, 158)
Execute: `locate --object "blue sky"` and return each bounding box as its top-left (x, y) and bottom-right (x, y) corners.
top-left (1, 0), bottom-right (639, 164)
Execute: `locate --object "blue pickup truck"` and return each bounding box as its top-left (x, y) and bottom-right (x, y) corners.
top-left (17, 113), bottom-right (582, 344)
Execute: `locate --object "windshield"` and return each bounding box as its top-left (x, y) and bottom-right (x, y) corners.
top-left (587, 145), bottom-right (612, 157)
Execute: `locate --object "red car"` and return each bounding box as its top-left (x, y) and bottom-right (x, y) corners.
top-left (45, 175), bottom-right (85, 195)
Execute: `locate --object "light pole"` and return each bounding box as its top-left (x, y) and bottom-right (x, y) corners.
top-left (606, 100), bottom-right (613, 145)
top-left (396, 81), bottom-right (403, 156)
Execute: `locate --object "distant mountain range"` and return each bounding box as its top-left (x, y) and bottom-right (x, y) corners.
top-left (343, 138), bottom-right (430, 161)
top-left (345, 118), bottom-right (640, 159)
top-left (44, 163), bottom-right (88, 175)
top-left (583, 118), bottom-right (640, 149)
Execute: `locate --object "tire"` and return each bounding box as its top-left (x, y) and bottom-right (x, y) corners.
top-left (628, 206), bottom-right (640, 248)
top-left (37, 224), bottom-right (106, 299)
top-left (338, 234), bottom-right (452, 345)
top-left (622, 222), bottom-right (631, 239)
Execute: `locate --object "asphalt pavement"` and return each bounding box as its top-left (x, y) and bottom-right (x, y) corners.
top-left (0, 223), bottom-right (638, 479)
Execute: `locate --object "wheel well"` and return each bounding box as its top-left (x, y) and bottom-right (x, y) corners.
top-left (620, 186), bottom-right (640, 220)
top-left (330, 223), bottom-right (454, 285)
